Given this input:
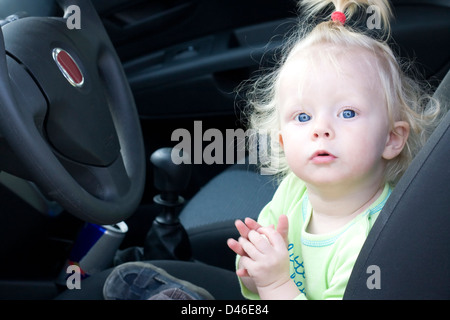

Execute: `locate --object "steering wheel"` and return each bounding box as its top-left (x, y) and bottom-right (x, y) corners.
top-left (0, 0), bottom-right (146, 224)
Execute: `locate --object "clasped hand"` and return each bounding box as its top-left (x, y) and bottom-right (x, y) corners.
top-left (227, 215), bottom-right (291, 294)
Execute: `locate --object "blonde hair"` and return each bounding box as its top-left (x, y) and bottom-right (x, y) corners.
top-left (243, 0), bottom-right (442, 184)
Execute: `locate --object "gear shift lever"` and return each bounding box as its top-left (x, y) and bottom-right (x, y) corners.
top-left (151, 147), bottom-right (191, 222)
top-left (143, 147), bottom-right (192, 261)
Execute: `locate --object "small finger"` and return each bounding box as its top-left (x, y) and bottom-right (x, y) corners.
top-left (257, 226), bottom-right (286, 249)
top-left (276, 215), bottom-right (289, 244)
top-left (244, 217), bottom-right (262, 231)
top-left (227, 238), bottom-right (246, 257)
top-left (239, 235), bottom-right (263, 260)
top-left (235, 219), bottom-right (251, 238)
top-left (236, 268), bottom-right (249, 278)
top-left (247, 230), bottom-right (272, 254)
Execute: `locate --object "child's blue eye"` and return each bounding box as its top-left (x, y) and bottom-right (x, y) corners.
top-left (295, 113), bottom-right (311, 122)
top-left (341, 109), bottom-right (356, 119)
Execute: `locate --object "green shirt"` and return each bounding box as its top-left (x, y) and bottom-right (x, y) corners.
top-left (239, 173), bottom-right (392, 300)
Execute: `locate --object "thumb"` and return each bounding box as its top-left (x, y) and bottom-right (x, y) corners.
top-left (276, 214), bottom-right (289, 245)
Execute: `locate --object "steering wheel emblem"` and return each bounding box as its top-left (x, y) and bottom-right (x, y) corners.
top-left (52, 48), bottom-right (84, 87)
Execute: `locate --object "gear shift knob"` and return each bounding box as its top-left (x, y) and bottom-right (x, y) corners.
top-left (150, 147), bottom-right (191, 203)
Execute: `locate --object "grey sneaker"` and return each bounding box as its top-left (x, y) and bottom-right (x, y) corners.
top-left (103, 261), bottom-right (214, 300)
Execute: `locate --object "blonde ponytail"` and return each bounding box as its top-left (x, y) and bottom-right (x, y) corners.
top-left (300, 0), bottom-right (392, 34)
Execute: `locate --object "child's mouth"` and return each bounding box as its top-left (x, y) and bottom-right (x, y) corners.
top-left (310, 150), bottom-right (337, 164)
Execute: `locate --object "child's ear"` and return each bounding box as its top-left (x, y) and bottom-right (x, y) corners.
top-left (278, 132), bottom-right (284, 150)
top-left (382, 121), bottom-right (410, 160)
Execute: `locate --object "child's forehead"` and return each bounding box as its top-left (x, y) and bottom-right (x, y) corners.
top-left (278, 44), bottom-right (381, 87)
top-left (276, 43), bottom-right (386, 108)
top-left (284, 44), bottom-right (377, 74)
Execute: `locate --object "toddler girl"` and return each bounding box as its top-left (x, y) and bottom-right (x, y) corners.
top-left (228, 0), bottom-right (441, 300)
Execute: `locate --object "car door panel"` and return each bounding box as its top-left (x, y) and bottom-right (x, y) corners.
top-left (125, 20), bottom-right (293, 118)
top-left (94, 0), bottom-right (450, 120)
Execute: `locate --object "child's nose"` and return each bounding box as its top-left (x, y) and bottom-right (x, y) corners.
top-left (313, 130), bottom-right (332, 139)
top-left (312, 120), bottom-right (335, 140)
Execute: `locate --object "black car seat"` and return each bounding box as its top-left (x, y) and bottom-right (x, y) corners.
top-left (344, 71), bottom-right (450, 299)
top-left (178, 163), bottom-right (279, 271)
top-left (57, 67), bottom-right (449, 300)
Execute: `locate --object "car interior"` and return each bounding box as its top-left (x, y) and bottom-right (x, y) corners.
top-left (0, 0), bottom-right (449, 300)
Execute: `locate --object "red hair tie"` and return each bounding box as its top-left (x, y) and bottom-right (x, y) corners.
top-left (331, 11), bottom-right (346, 24)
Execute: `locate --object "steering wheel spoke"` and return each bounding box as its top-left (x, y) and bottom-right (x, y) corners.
top-left (58, 153), bottom-right (131, 201)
